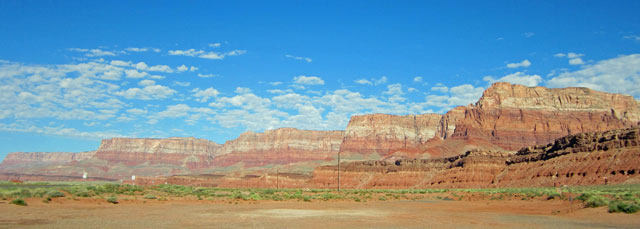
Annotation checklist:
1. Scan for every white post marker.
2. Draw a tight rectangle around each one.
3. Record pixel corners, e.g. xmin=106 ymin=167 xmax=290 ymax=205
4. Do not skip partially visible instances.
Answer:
xmin=132 ymin=175 xmax=136 ymax=186
xmin=82 ymin=172 xmax=88 ymax=179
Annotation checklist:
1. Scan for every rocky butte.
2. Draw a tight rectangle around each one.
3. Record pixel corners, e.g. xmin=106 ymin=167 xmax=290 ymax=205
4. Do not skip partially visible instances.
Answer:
xmin=1 ymin=82 xmax=639 ymax=185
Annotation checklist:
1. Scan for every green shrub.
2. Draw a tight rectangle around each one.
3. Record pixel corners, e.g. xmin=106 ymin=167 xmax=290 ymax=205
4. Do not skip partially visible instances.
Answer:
xmin=378 ymin=196 xmax=387 ymax=201
xmin=11 ymin=198 xmax=27 ymax=206
xmin=144 ymin=195 xmax=157 ymax=199
xmin=585 ymin=195 xmax=609 ymax=208
xmin=47 ymin=190 xmax=65 ymax=198
xmin=107 ymin=196 xmax=118 ymax=204
xmin=608 ymin=201 xmax=640 ymax=214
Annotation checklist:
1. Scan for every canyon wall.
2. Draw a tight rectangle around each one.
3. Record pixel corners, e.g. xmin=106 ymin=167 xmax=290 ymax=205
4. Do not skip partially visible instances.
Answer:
xmin=310 ymin=127 xmax=640 ymax=189
xmin=444 ymin=83 xmax=640 ymax=151
xmin=2 ymin=83 xmax=640 ymax=183
xmin=212 ymin=128 xmax=344 ymax=167
xmin=95 ymin=137 xmax=220 ymax=169
xmin=338 ymin=114 xmax=442 ymax=159
xmin=0 ymin=151 xmax=95 ymax=169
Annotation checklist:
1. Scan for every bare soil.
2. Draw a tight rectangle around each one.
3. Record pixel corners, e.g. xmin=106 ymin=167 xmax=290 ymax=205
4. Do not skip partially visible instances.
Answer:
xmin=0 ymin=198 xmax=638 ymax=228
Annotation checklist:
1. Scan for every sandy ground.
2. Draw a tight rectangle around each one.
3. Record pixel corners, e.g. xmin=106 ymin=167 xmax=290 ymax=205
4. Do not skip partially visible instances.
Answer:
xmin=0 ymin=198 xmax=639 ymax=228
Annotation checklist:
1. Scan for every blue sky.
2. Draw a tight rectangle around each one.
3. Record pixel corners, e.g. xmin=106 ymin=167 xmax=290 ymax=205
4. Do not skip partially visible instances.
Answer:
xmin=1 ymin=1 xmax=640 ymax=159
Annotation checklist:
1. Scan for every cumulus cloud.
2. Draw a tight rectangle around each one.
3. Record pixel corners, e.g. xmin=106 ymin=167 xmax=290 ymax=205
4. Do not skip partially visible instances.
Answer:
xmin=197 ymin=73 xmax=217 ymax=78
xmin=285 ymin=54 xmax=312 ymax=63
xmin=293 ymin=75 xmax=324 ymax=85
xmin=192 ymin=88 xmax=220 ymax=102
xmin=413 ymin=76 xmax=423 ymax=82
xmin=209 ymin=43 xmax=221 ymax=48
xmin=483 ymin=72 xmax=542 ymax=87
xmin=506 ymin=59 xmax=531 ymax=68
xmin=69 ymin=48 xmax=117 ymax=57
xmin=169 ymin=48 xmax=246 ymax=60
xmin=555 ymin=52 xmax=586 ymax=65
xmin=547 ymin=54 xmax=640 ymax=97
xmin=115 ymin=85 xmax=176 ymax=100
xmin=425 ymin=84 xmax=485 ymax=112
xmin=355 ymin=79 xmax=373 ymax=85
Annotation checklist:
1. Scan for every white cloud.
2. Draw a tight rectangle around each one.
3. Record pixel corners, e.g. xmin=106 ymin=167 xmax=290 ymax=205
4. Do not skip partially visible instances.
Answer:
xmin=355 ymin=79 xmax=373 ymax=85
xmin=431 ymin=84 xmax=449 ymax=93
xmin=177 ymin=65 xmax=189 ymax=72
xmin=147 ymin=64 xmax=173 ymax=73
xmin=69 ymin=48 xmax=117 ymax=57
xmin=138 ymin=79 xmax=155 ymax=86
xmin=173 ymin=81 xmax=191 ymax=87
xmin=569 ymin=58 xmax=585 ymax=65
xmin=225 ymin=50 xmax=246 ymax=56
xmin=523 ymin=32 xmax=535 ymax=38
xmin=189 ymin=66 xmax=198 ymax=72
xmin=413 ymin=76 xmax=423 ymax=82
xmin=285 ymin=54 xmax=312 ymax=63
xmin=192 ymin=88 xmax=220 ymax=102
xmin=135 ymin=62 xmax=148 ymax=70
xmin=483 ymin=72 xmax=542 ymax=87
xmin=374 ymin=76 xmax=388 ymax=85
xmin=235 ymin=87 xmax=252 ymax=94
xmin=269 ymin=81 xmax=283 ymax=86
xmin=0 ymin=123 xmax=125 ymax=139
xmin=547 ymin=54 xmax=640 ymax=97
xmin=293 ymin=75 xmax=324 ymax=85
xmin=115 ymin=85 xmax=176 ymax=100
xmin=197 ymin=73 xmax=217 ymax=78
xmin=199 ymin=52 xmax=224 ymax=59
xmin=506 ymin=59 xmax=531 ymax=68
xmin=623 ymin=35 xmax=640 ymax=42
xmin=124 ymin=69 xmax=148 ymax=78
xmin=555 ymin=52 xmax=586 ymax=65
xmin=425 ymin=84 xmax=485 ymax=112
xmin=209 ymin=43 xmax=221 ymax=48
xmin=125 ymin=47 xmax=154 ymax=52
xmin=383 ymin=83 xmax=404 ymax=95
xmin=168 ymin=49 xmax=205 ymax=57
xmin=127 ymin=108 xmax=147 ymax=116
xmin=110 ymin=60 xmax=131 ymax=67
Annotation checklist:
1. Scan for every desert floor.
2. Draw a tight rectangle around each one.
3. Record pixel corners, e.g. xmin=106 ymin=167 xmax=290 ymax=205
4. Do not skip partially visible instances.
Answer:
xmin=0 ymin=198 xmax=639 ymax=229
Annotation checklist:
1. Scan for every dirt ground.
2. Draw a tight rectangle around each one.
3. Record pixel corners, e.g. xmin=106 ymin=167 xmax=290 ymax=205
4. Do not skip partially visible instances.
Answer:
xmin=0 ymin=198 xmax=639 ymax=228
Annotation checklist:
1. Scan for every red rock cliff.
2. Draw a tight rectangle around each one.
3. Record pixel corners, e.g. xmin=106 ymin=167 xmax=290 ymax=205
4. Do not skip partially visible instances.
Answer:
xmin=95 ymin=137 xmax=220 ymax=169
xmin=339 ymin=114 xmax=442 ymax=159
xmin=441 ymin=82 xmax=640 ymax=151
xmin=212 ymin=128 xmax=344 ymax=167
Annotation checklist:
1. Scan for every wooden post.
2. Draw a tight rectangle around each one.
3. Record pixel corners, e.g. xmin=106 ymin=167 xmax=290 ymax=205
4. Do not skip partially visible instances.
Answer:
xmin=338 ymin=150 xmax=341 ymax=192
xmin=276 ymin=169 xmax=279 ymax=190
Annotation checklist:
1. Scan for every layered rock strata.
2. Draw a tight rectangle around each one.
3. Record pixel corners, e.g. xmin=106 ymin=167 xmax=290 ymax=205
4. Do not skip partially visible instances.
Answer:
xmin=212 ymin=128 xmax=344 ymax=167
xmin=310 ymin=127 xmax=640 ymax=188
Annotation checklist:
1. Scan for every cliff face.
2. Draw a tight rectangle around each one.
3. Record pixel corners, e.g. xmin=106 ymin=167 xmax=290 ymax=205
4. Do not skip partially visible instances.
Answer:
xmin=212 ymin=128 xmax=344 ymax=167
xmin=339 ymin=114 xmax=442 ymax=159
xmin=0 ymin=151 xmax=96 ymax=169
xmin=445 ymin=83 xmax=640 ymax=151
xmin=95 ymin=137 xmax=220 ymax=169
xmin=310 ymin=127 xmax=640 ymax=189
xmin=2 ymin=83 xmax=640 ymax=183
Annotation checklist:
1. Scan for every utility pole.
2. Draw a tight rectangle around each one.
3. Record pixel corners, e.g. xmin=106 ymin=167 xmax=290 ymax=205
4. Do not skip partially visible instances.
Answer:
xmin=337 ymin=150 xmax=341 ymax=192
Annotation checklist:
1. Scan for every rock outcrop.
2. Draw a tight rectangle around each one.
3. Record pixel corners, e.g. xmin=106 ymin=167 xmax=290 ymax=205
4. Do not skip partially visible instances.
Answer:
xmin=95 ymin=137 xmax=220 ymax=169
xmin=212 ymin=128 xmax=344 ymax=167
xmin=0 ymin=151 xmax=95 ymax=168
xmin=2 ymin=83 xmax=639 ymax=184
xmin=339 ymin=114 xmax=442 ymax=159
xmin=310 ymin=127 xmax=640 ymax=188
xmin=443 ymin=83 xmax=640 ymax=151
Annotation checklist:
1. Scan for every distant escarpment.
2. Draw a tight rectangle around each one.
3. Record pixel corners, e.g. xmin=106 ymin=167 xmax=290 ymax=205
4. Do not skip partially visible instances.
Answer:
xmin=95 ymin=137 xmax=220 ymax=169
xmin=212 ymin=128 xmax=344 ymax=167
xmin=1 ymin=83 xmax=639 ymax=182
xmin=310 ymin=127 xmax=640 ymax=188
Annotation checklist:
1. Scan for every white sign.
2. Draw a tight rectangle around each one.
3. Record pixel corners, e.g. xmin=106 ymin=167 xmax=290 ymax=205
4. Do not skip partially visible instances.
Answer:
xmin=82 ymin=172 xmax=88 ymax=179
xmin=132 ymin=175 xmax=136 ymax=181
